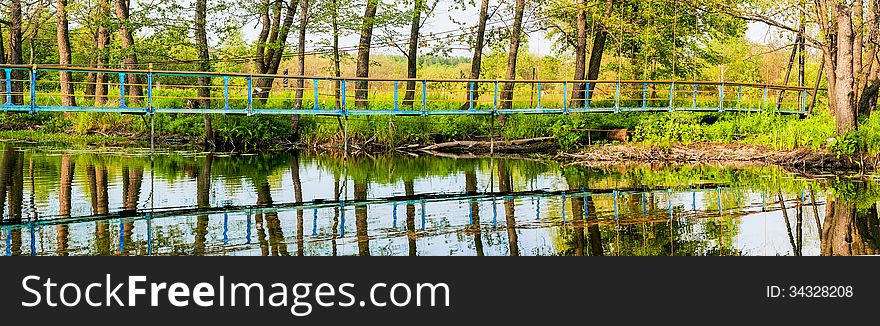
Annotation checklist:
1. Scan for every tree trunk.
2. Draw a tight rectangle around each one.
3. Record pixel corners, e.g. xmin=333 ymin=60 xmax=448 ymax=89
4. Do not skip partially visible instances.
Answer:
xmin=355 ymin=0 xmax=379 ymax=108
xmin=834 ymin=5 xmax=856 ymax=136
xmin=94 ymin=1 xmax=112 ymax=104
xmin=331 ymin=0 xmax=341 ymax=109
xmin=8 ymin=0 xmax=23 ymax=104
xmin=570 ymin=0 xmax=588 ymax=108
xmin=497 ymin=160 xmax=519 ymax=256
xmin=195 ymin=0 xmax=213 ymax=147
xmin=403 ymin=0 xmax=423 ymax=107
xmin=854 ymin=0 xmax=864 ymax=95
xmin=114 ymin=0 xmax=143 ymax=103
xmin=461 ymin=0 xmax=490 ymax=110
xmin=499 ymin=0 xmax=526 ymax=112
xmin=354 ymin=180 xmax=369 ymax=256
xmin=585 ymin=0 xmax=614 ymax=104
xmin=465 ymin=170 xmax=483 ymax=256
xmin=254 ymin=0 xmax=300 ymax=103
xmin=404 ymin=179 xmax=416 ymax=256
xmin=56 ymin=0 xmax=76 ymax=106
xmin=292 ymin=0 xmax=308 ymax=138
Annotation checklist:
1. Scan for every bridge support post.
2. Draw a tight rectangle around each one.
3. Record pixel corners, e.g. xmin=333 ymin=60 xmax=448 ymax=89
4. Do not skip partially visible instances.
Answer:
xmin=562 ymin=82 xmax=567 ymax=114
xmin=736 ymin=85 xmax=743 ymax=111
xmin=148 ymin=64 xmax=154 ymax=152
xmin=4 ymin=69 xmax=11 ymax=108
xmin=29 ymin=65 xmax=36 ymax=113
xmin=762 ymin=86 xmax=768 ymax=110
xmin=119 ymin=72 xmax=127 ymax=109
xmin=223 ymin=76 xmax=230 ymax=110
xmin=668 ymin=82 xmax=675 ymax=111
xmin=343 ymin=115 xmax=349 ymax=158
xmin=718 ymin=84 xmax=724 ymax=112
xmin=614 ymin=81 xmax=620 ymax=113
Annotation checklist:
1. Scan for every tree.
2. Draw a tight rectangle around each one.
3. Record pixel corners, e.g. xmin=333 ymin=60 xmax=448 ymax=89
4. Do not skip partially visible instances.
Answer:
xmin=8 ymin=0 xmax=24 ymax=104
xmin=114 ymin=0 xmax=143 ymax=103
xmin=570 ymin=0 xmax=587 ymax=108
xmin=254 ymin=0 xmax=300 ymax=102
xmin=402 ymin=0 xmax=426 ymax=107
xmin=461 ymin=0 xmax=491 ymax=109
xmin=584 ymin=0 xmax=613 ymax=103
xmin=717 ymin=0 xmax=880 ymax=136
xmin=355 ymin=0 xmax=379 ymax=108
xmin=499 ymin=0 xmax=526 ymax=111
xmin=56 ymin=0 xmax=75 ymax=106
xmin=194 ymin=0 xmax=214 ymax=146
xmin=292 ymin=0 xmax=309 ymax=136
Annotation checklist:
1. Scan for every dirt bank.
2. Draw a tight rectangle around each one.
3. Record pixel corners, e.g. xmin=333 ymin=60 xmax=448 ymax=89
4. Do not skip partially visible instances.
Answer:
xmin=555 ymin=142 xmax=876 ymax=173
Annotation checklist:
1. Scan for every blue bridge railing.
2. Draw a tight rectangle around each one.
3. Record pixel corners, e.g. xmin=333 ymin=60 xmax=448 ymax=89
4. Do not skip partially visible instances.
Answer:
xmin=0 ymin=65 xmax=813 ymax=116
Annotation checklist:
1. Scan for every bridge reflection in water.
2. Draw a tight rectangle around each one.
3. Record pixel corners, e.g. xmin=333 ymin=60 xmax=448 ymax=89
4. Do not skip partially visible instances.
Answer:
xmin=0 ymin=144 xmax=876 ymax=256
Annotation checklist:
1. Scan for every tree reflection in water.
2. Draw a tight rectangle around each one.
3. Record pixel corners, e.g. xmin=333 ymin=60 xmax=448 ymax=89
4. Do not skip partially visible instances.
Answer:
xmin=2 ymin=143 xmax=880 ymax=256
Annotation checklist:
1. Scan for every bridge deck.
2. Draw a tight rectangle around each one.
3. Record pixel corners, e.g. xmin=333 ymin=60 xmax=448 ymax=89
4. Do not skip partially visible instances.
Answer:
xmin=0 ymin=65 xmax=813 ymax=116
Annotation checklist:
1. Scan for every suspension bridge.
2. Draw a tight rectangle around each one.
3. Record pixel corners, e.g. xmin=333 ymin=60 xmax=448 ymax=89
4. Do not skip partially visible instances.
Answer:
xmin=0 ymin=65 xmax=814 ymax=117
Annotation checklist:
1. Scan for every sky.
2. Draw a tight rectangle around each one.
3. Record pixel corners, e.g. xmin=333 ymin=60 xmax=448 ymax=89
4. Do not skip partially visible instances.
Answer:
xmin=235 ymin=0 xmax=778 ymax=58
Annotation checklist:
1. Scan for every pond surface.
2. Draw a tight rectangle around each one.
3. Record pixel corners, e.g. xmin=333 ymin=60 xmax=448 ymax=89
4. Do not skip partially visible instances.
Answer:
xmin=0 ymin=142 xmax=877 ymax=256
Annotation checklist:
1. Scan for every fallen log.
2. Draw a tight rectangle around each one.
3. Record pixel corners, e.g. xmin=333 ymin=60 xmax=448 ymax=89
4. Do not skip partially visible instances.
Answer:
xmin=419 ymin=137 xmax=554 ymax=151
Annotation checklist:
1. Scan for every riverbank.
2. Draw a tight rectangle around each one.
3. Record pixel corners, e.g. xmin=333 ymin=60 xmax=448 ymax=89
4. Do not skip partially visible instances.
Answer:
xmin=1 ymin=110 xmax=878 ymax=172
xmin=2 ymin=126 xmax=873 ymax=174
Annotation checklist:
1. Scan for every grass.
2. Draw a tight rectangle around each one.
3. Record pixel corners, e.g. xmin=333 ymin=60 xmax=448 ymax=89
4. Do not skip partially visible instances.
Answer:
xmin=2 ymin=87 xmax=877 ymax=155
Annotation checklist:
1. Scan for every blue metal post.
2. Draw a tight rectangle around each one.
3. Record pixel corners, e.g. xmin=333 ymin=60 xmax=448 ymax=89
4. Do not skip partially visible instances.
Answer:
xmin=535 ymin=198 xmax=540 ymax=220
xmin=4 ymin=69 xmax=11 ymax=106
xmin=718 ymin=84 xmax=724 ymax=112
xmin=29 ymin=219 xmax=35 ymax=256
xmin=613 ymin=190 xmax=619 ymax=221
xmin=118 ymin=73 xmax=126 ymax=108
xmin=668 ymin=82 xmax=675 ymax=111
xmin=762 ymin=86 xmax=768 ymax=110
xmin=468 ymin=82 xmax=475 ymax=111
xmin=246 ymin=211 xmax=252 ymax=244
xmin=801 ymin=89 xmax=807 ymax=113
xmin=147 ymin=72 xmax=153 ymax=114
xmin=313 ymin=208 xmax=318 ymax=236
xmin=736 ymin=85 xmax=743 ymax=110
xmin=313 ymin=79 xmax=320 ymax=110
xmin=340 ymin=79 xmax=347 ymax=114
xmin=492 ymin=197 xmax=497 ymax=228
xmin=147 ymin=213 xmax=153 ymax=254
xmin=393 ymin=81 xmax=399 ymax=111
xmin=468 ymin=199 xmax=474 ymax=224
xmin=421 ymin=80 xmax=427 ymax=114
xmin=340 ymin=203 xmax=346 ymax=236
xmin=585 ymin=82 xmax=591 ymax=109
xmin=223 ymin=76 xmax=230 ymax=110
xmin=222 ymin=212 xmax=228 ymax=246
xmin=614 ymin=81 xmax=620 ymax=113
xmin=420 ymin=199 xmax=426 ymax=230
xmin=562 ymin=82 xmax=568 ymax=113
xmin=584 ymin=194 xmax=589 ymax=219
xmin=118 ymin=220 xmax=125 ymax=251
xmin=246 ymin=76 xmax=253 ymax=115
xmin=29 ymin=67 xmax=36 ymax=113
xmin=493 ymin=81 xmax=499 ymax=112
xmin=536 ymin=82 xmax=542 ymax=109
xmin=393 ymin=202 xmax=398 ymax=227
xmin=692 ymin=83 xmax=698 ymax=109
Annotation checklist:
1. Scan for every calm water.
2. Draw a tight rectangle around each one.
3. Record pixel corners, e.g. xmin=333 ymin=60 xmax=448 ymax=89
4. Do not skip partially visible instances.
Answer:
xmin=0 ymin=142 xmax=876 ymax=256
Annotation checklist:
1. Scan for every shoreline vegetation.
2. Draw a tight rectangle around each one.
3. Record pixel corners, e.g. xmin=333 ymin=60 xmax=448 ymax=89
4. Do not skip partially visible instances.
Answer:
xmin=2 ymin=110 xmax=876 ymax=173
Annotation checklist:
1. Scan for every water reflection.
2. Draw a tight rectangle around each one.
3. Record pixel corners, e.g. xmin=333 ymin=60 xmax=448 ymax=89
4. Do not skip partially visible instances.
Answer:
xmin=0 ymin=142 xmax=879 ymax=256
